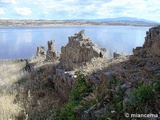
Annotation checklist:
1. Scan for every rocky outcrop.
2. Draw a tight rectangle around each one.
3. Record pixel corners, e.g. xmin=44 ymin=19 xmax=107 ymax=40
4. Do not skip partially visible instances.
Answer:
xmin=35 ymin=40 xmax=59 ymax=61
xmin=113 ymin=51 xmax=125 ymax=58
xmin=30 ymin=26 xmax=160 ymax=120
xmin=130 ymin=25 xmax=160 ymax=64
xmin=36 ymin=46 xmax=46 ymax=58
xmin=46 ymin=40 xmax=60 ymax=60
xmin=60 ymin=30 xmax=106 ymax=70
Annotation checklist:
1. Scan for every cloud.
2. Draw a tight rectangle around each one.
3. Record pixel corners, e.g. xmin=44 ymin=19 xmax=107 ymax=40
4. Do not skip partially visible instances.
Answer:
xmin=0 ymin=0 xmax=159 ymax=22
xmin=15 ymin=7 xmax=32 ymax=16
xmin=0 ymin=8 xmax=5 ymax=14
xmin=0 ymin=0 xmax=16 ymax=4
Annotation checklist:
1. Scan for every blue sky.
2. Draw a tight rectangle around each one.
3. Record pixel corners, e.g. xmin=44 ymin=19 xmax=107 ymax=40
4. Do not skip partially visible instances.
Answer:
xmin=0 ymin=0 xmax=159 ymax=22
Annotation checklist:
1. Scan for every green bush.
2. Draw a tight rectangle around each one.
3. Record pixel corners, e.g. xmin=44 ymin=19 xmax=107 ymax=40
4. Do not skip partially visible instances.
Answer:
xmin=54 ymin=72 xmax=92 ymax=120
xmin=106 ymin=79 xmax=160 ymax=119
xmin=132 ymin=83 xmax=156 ymax=107
xmin=126 ymin=80 xmax=160 ymax=114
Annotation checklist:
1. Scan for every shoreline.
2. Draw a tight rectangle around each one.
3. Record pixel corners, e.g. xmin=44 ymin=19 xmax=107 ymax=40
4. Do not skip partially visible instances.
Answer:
xmin=0 ymin=20 xmax=157 ymax=27
xmin=0 ymin=24 xmax=154 ymax=28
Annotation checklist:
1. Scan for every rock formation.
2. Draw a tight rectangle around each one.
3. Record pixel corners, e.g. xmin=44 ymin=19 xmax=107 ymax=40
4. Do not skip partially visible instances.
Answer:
xmin=60 ymin=30 xmax=106 ymax=70
xmin=130 ymin=25 xmax=160 ymax=64
xmin=30 ymin=26 xmax=160 ymax=119
xmin=46 ymin=40 xmax=59 ymax=60
xmin=113 ymin=51 xmax=124 ymax=58
xmin=48 ymin=40 xmax=55 ymax=51
xmin=36 ymin=46 xmax=46 ymax=58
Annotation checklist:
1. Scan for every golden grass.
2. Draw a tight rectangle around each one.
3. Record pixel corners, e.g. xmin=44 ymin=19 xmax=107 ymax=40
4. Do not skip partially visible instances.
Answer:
xmin=8 ymin=58 xmax=64 ymax=119
xmin=0 ymin=60 xmax=25 ymax=86
xmin=0 ymin=95 xmax=22 ymax=119
xmin=0 ymin=60 xmax=26 ymax=119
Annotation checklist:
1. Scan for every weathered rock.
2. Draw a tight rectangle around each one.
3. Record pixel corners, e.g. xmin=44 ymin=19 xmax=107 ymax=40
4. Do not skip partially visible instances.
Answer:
xmin=60 ymin=30 xmax=106 ymax=70
xmin=36 ymin=46 xmax=46 ymax=58
xmin=48 ymin=40 xmax=55 ymax=51
xmin=129 ymin=26 xmax=160 ymax=67
xmin=129 ymin=55 xmax=139 ymax=62
xmin=131 ymin=25 xmax=160 ymax=62
xmin=152 ymin=34 xmax=160 ymax=56
xmin=46 ymin=40 xmax=60 ymax=60
xmin=113 ymin=51 xmax=123 ymax=58
xmin=132 ymin=46 xmax=142 ymax=55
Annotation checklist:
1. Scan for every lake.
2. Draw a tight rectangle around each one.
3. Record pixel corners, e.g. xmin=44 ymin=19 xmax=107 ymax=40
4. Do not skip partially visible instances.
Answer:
xmin=0 ymin=26 xmax=150 ymax=59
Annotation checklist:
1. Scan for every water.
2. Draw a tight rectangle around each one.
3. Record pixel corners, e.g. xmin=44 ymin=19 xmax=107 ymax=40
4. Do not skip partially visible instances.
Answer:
xmin=0 ymin=26 xmax=150 ymax=59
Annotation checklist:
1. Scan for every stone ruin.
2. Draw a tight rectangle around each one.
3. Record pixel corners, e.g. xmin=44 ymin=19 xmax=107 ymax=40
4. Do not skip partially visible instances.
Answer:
xmin=130 ymin=25 xmax=160 ymax=64
xmin=36 ymin=46 xmax=46 ymax=58
xmin=60 ymin=30 xmax=106 ymax=70
xmin=46 ymin=40 xmax=60 ymax=60
xmin=36 ymin=40 xmax=59 ymax=60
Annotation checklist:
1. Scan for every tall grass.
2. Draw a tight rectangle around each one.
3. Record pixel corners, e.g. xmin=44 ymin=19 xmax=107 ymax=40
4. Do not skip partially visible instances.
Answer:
xmin=0 ymin=60 xmax=26 ymax=119
xmin=12 ymin=59 xmax=64 ymax=119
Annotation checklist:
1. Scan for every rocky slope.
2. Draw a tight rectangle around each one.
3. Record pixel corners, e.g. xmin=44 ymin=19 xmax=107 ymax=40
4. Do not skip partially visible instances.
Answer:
xmin=12 ymin=26 xmax=160 ymax=119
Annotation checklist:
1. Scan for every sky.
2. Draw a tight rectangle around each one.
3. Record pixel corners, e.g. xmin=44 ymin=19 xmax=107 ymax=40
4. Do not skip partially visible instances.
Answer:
xmin=0 ymin=0 xmax=160 ymax=22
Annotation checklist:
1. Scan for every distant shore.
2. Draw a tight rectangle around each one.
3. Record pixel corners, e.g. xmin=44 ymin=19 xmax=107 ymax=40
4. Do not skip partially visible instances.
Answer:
xmin=0 ymin=19 xmax=157 ymax=27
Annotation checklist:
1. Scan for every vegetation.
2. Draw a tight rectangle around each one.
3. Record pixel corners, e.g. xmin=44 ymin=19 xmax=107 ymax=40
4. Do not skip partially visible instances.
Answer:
xmin=0 ymin=59 xmax=160 ymax=120
xmin=50 ymin=75 xmax=160 ymax=120
xmin=126 ymin=80 xmax=160 ymax=114
xmin=0 ymin=60 xmax=63 ymax=119
xmin=0 ymin=60 xmax=25 ymax=119
xmin=105 ymin=79 xmax=160 ymax=119
xmin=52 ymin=72 xmax=93 ymax=120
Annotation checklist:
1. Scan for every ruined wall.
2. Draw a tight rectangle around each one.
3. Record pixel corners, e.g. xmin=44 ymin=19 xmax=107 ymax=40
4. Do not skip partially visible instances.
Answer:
xmin=60 ymin=30 xmax=106 ymax=70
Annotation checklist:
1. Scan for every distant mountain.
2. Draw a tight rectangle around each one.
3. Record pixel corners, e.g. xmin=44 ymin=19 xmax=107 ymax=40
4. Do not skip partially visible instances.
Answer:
xmin=91 ymin=17 xmax=159 ymax=25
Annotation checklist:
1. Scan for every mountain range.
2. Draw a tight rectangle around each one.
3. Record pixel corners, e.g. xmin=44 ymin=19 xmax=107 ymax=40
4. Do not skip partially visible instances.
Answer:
xmin=90 ymin=17 xmax=159 ymax=25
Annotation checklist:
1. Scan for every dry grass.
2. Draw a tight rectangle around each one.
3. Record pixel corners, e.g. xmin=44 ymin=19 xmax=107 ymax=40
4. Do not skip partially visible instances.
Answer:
xmin=0 ymin=59 xmax=64 ymax=119
xmin=0 ymin=95 xmax=22 ymax=119
xmin=0 ymin=60 xmax=25 ymax=86
xmin=10 ymin=58 xmax=64 ymax=119
xmin=0 ymin=60 xmax=27 ymax=119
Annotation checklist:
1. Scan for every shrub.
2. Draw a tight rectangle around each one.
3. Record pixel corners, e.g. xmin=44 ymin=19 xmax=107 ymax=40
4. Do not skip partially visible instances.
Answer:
xmin=56 ymin=72 xmax=92 ymax=120
xmin=126 ymin=80 xmax=160 ymax=114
